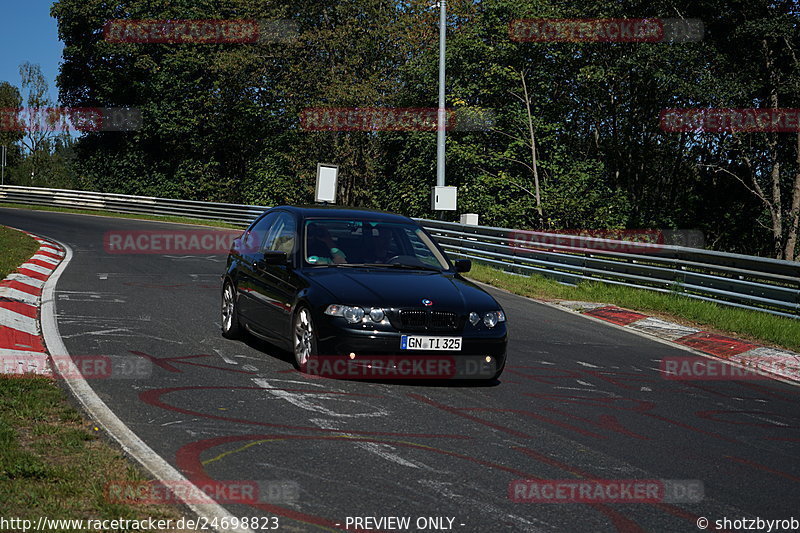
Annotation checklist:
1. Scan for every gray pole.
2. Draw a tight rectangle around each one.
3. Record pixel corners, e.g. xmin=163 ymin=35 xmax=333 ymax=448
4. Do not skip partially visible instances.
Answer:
xmin=436 ymin=0 xmax=446 ymax=187
xmin=1 ymin=146 xmax=5 ymax=186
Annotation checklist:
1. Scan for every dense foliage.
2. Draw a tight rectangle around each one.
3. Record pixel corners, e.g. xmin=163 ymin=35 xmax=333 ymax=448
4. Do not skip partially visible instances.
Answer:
xmin=2 ymin=0 xmax=799 ymax=259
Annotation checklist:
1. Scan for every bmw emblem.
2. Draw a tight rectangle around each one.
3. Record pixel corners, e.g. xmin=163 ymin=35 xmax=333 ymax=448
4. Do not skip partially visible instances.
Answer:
xmin=421 ymin=299 xmax=433 ymax=306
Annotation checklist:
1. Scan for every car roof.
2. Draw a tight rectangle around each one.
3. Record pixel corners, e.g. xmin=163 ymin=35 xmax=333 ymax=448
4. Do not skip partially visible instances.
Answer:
xmin=270 ymin=205 xmax=415 ymax=224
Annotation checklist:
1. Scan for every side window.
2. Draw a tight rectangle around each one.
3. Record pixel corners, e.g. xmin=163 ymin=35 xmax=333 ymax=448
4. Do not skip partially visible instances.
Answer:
xmin=264 ymin=213 xmax=297 ymax=254
xmin=243 ymin=212 xmax=277 ymax=254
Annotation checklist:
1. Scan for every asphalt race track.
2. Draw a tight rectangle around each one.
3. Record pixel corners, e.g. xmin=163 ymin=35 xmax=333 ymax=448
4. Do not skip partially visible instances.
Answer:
xmin=2 ymin=207 xmax=800 ymax=533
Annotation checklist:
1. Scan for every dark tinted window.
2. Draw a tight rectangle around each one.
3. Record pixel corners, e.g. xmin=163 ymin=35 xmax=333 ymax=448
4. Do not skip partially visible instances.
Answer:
xmin=243 ymin=211 xmax=277 ymax=253
xmin=264 ymin=212 xmax=297 ymax=254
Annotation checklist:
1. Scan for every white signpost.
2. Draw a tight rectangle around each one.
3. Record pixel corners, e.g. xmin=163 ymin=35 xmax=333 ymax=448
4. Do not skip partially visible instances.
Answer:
xmin=315 ymin=163 xmax=339 ymax=204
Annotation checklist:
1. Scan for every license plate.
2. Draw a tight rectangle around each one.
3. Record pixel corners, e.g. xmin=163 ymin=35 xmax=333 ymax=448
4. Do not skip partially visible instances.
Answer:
xmin=401 ymin=335 xmax=462 ymax=351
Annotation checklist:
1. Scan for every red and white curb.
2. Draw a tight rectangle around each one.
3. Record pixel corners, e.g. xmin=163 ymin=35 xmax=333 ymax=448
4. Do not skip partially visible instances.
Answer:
xmin=557 ymin=300 xmax=800 ymax=383
xmin=0 ymin=228 xmax=65 ymax=377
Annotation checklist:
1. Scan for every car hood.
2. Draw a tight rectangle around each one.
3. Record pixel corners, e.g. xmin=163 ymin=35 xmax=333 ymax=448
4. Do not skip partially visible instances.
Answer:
xmin=305 ymin=268 xmax=499 ymax=311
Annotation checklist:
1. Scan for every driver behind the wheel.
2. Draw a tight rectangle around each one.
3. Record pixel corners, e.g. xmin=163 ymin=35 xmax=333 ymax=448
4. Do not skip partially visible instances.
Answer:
xmin=371 ymin=227 xmax=395 ymax=263
xmin=306 ymin=223 xmax=347 ymax=264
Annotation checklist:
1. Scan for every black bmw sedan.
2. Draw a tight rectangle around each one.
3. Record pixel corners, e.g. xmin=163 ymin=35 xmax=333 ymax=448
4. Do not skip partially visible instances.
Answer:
xmin=221 ymin=206 xmax=507 ymax=381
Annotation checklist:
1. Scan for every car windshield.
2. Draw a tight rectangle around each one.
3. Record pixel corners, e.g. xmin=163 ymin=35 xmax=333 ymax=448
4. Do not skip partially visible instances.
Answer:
xmin=304 ymin=219 xmax=449 ymax=270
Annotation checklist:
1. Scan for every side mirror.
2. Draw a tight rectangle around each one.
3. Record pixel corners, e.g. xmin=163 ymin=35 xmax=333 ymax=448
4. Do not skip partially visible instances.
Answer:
xmin=454 ymin=259 xmax=472 ymax=273
xmin=255 ymin=251 xmax=288 ymax=269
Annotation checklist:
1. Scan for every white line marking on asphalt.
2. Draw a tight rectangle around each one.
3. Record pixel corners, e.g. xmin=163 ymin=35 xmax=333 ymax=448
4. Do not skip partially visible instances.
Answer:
xmin=57 ymin=291 xmax=126 ymax=303
xmin=356 ymin=441 xmax=423 ymax=468
xmin=553 ymin=386 xmax=617 ymax=396
xmin=310 ymin=419 xmax=431 ymax=470
xmin=61 ymin=328 xmax=130 ymax=338
xmin=213 ymin=349 xmax=239 ymax=365
xmin=576 ymin=361 xmax=600 ymax=368
xmin=741 ymin=413 xmax=789 ymax=427
xmin=267 ymin=378 xmax=327 ymax=388
xmin=252 ymin=378 xmax=388 ymax=418
xmin=232 ymin=354 xmax=262 ymax=361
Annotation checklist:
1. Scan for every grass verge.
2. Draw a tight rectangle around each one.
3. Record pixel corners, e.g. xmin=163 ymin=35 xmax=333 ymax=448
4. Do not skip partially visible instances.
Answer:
xmin=0 ymin=377 xmax=186 ymax=527
xmin=467 ymin=262 xmax=800 ymax=353
xmin=0 ymin=226 xmax=39 ymax=279
xmin=0 ymin=202 xmax=240 ymax=229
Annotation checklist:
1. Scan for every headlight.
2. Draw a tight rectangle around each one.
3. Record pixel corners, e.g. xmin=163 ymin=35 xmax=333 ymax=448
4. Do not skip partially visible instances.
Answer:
xmin=469 ymin=312 xmax=481 ymax=326
xmin=482 ymin=310 xmax=506 ymax=328
xmin=344 ymin=307 xmax=365 ymax=323
xmin=325 ymin=304 xmax=365 ymax=323
xmin=325 ymin=305 xmax=386 ymax=324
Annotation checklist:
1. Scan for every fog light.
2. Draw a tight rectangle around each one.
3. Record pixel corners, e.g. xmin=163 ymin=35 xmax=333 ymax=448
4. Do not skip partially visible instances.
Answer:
xmin=349 ymin=353 xmax=356 ymax=360
xmin=485 ymin=356 xmax=492 ymax=363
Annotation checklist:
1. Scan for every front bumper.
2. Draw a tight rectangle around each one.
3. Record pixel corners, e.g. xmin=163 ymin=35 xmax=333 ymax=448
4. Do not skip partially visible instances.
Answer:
xmin=312 ymin=322 xmax=507 ymax=380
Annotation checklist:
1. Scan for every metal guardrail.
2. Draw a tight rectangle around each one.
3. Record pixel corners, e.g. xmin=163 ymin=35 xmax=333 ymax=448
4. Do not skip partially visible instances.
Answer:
xmin=0 ymin=184 xmax=268 ymax=226
xmin=1 ymin=184 xmax=798 ymax=319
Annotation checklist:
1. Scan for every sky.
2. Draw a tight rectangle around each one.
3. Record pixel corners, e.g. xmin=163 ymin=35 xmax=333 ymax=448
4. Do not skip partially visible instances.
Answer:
xmin=0 ymin=1 xmax=64 ymax=104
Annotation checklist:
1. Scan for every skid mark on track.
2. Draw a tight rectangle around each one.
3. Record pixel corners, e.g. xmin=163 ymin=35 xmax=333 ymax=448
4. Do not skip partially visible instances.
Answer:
xmin=252 ymin=378 xmax=389 ymax=419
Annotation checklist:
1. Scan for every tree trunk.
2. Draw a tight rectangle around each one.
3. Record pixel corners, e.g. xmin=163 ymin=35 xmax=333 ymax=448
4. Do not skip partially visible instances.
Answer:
xmin=764 ymin=38 xmax=784 ymax=258
xmin=520 ymin=70 xmax=543 ymax=227
xmin=784 ymin=130 xmax=800 ymax=261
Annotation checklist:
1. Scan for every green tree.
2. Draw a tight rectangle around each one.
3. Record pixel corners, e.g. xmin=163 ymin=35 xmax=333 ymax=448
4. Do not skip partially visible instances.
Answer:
xmin=0 ymin=81 xmax=24 ymax=183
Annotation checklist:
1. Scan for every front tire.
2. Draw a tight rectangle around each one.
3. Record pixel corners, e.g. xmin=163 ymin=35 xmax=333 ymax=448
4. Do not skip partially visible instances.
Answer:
xmin=293 ymin=306 xmax=317 ymax=371
xmin=221 ymin=281 xmax=243 ymax=339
